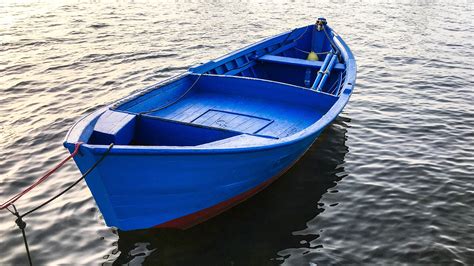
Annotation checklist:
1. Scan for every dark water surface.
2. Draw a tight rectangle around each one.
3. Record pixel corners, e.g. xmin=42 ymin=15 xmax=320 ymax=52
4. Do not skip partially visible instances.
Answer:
xmin=1 ymin=0 xmax=473 ymax=264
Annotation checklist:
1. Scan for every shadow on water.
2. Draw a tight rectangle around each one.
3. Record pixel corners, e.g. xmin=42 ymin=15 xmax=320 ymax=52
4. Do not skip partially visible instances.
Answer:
xmin=113 ymin=117 xmax=350 ymax=265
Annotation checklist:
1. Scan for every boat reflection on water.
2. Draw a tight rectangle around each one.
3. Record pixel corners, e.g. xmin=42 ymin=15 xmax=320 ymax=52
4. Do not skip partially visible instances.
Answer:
xmin=114 ymin=117 xmax=350 ymax=265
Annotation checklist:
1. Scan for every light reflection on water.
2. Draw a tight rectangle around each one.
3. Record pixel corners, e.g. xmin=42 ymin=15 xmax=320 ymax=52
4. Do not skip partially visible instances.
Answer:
xmin=1 ymin=0 xmax=473 ymax=264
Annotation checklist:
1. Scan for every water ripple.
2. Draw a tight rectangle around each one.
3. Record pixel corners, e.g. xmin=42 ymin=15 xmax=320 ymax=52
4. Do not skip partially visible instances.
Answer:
xmin=0 ymin=0 xmax=473 ymax=265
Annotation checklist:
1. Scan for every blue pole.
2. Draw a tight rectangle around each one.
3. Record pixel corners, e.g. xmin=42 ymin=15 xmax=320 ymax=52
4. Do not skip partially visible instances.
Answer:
xmin=311 ymin=53 xmax=333 ymax=90
xmin=316 ymin=55 xmax=338 ymax=92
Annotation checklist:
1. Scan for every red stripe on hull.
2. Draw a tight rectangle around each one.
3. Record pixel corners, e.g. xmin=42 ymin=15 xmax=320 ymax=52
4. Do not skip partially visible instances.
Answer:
xmin=154 ymin=171 xmax=286 ymax=229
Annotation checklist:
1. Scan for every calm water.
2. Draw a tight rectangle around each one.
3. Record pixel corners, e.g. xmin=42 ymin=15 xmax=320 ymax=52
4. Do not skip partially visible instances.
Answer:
xmin=1 ymin=0 xmax=473 ymax=264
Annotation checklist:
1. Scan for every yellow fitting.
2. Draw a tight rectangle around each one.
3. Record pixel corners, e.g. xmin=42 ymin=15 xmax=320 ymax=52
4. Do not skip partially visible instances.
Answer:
xmin=306 ymin=51 xmax=319 ymax=61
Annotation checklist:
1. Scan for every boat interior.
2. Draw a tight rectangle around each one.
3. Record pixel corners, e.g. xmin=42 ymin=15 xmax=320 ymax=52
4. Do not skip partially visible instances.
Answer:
xmin=86 ymin=24 xmax=348 ymax=147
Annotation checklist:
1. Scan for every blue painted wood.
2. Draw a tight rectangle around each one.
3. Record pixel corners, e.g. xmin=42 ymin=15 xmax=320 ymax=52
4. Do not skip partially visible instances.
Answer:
xmin=224 ymin=61 xmax=257 ymax=76
xmin=258 ymin=54 xmax=345 ymax=70
xmin=64 ymin=21 xmax=357 ymax=231
xmin=89 ymin=110 xmax=136 ymax=145
xmin=135 ymin=116 xmax=241 ymax=146
xmin=191 ymin=109 xmax=273 ymax=134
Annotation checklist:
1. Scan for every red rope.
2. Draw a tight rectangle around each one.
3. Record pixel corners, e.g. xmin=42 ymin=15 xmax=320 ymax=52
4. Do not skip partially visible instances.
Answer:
xmin=0 ymin=142 xmax=83 ymax=210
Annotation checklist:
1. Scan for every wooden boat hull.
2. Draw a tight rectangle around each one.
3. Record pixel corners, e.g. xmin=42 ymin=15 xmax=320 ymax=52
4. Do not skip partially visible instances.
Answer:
xmin=70 ymin=125 xmax=319 ymax=230
xmin=65 ymin=19 xmax=356 ymax=231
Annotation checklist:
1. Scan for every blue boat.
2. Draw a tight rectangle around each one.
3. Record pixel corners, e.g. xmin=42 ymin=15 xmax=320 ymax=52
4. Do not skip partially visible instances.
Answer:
xmin=64 ymin=18 xmax=356 ymax=231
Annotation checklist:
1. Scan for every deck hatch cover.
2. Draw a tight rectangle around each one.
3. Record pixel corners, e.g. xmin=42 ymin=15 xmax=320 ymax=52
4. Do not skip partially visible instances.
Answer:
xmin=191 ymin=109 xmax=273 ymax=134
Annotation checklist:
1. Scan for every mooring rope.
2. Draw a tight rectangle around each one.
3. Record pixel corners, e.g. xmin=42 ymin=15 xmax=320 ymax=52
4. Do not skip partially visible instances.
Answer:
xmin=1 ymin=143 xmax=114 ymax=265
xmin=293 ymin=47 xmax=331 ymax=55
xmin=322 ymin=25 xmax=340 ymax=56
xmin=10 ymin=204 xmax=32 ymax=266
xmin=0 ymin=142 xmax=83 ymax=210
